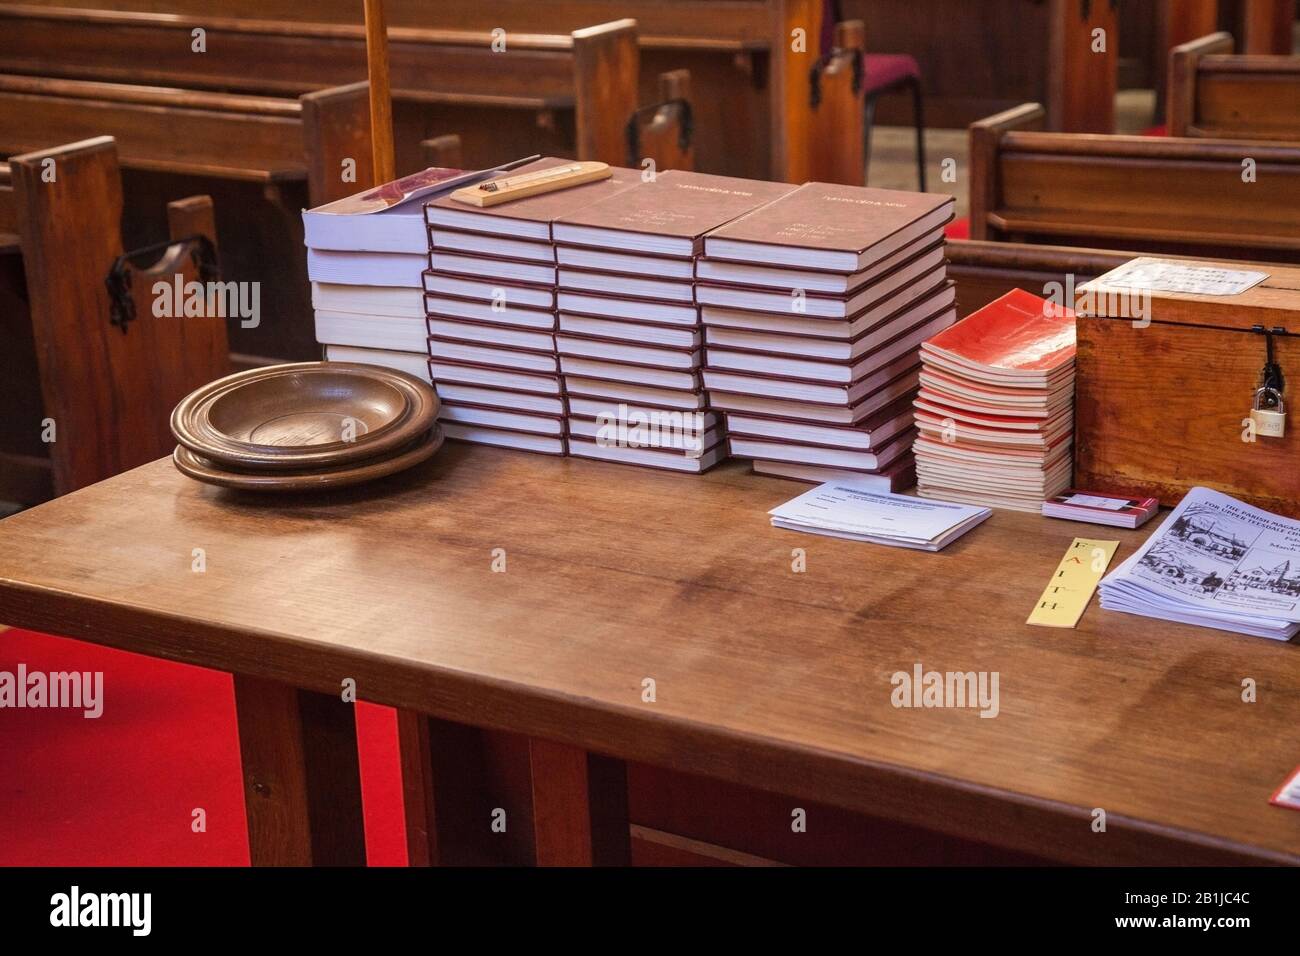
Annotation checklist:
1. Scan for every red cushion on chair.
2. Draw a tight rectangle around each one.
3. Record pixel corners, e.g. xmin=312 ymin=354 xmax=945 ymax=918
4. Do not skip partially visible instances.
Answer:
xmin=862 ymin=54 xmax=921 ymax=95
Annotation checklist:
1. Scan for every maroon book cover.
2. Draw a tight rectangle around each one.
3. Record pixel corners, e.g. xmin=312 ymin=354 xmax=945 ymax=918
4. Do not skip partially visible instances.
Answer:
xmin=552 ymin=170 xmax=798 ymax=255
xmin=707 ymin=182 xmax=953 ymax=253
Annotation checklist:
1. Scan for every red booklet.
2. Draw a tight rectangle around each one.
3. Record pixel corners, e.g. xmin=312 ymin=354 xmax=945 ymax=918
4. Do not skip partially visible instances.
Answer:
xmin=1041 ymin=489 xmax=1160 ymax=528
xmin=921 ymin=288 xmax=1076 ymax=381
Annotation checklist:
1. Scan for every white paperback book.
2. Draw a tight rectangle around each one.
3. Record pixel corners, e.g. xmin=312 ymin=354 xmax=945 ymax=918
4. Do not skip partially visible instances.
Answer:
xmin=307 ymin=249 xmax=426 ymax=287
xmin=315 ymin=311 xmax=427 ymax=352
xmin=323 ymin=345 xmax=430 ymax=381
xmin=769 ymin=480 xmax=991 ymax=551
xmin=1098 ymin=486 xmax=1300 ymax=639
xmin=313 ymin=282 xmax=425 ymax=318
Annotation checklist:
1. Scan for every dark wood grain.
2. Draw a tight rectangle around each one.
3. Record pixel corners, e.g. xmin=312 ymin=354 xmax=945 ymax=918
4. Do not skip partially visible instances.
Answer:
xmin=529 ymin=739 xmax=630 ymax=866
xmin=8 ymin=136 xmax=227 ymax=496
xmin=0 ymin=446 xmax=1296 ymax=864
xmin=233 ymin=676 xmax=366 ymax=865
xmin=399 ymin=714 xmax=536 ymax=865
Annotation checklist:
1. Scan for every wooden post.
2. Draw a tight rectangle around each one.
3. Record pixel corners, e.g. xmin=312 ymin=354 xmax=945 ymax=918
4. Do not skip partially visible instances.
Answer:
xmin=363 ymin=0 xmax=396 ymax=184
xmin=233 ymin=676 xmax=366 ymax=866
xmin=1047 ymin=0 xmax=1118 ymax=132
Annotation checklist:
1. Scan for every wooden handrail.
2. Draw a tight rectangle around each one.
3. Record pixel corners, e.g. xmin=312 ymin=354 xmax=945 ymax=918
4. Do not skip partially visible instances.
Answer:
xmin=1000 ymin=130 xmax=1300 ymax=162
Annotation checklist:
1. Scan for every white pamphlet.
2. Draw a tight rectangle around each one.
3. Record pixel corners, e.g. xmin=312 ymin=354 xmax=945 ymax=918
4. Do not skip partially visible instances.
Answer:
xmin=1099 ymin=486 xmax=1300 ymax=640
xmin=768 ymin=481 xmax=991 ymax=551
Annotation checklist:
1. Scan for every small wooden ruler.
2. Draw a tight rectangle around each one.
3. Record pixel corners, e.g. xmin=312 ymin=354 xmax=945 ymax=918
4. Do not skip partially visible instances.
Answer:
xmin=1027 ymin=537 xmax=1120 ymax=628
xmin=450 ymin=161 xmax=610 ymax=207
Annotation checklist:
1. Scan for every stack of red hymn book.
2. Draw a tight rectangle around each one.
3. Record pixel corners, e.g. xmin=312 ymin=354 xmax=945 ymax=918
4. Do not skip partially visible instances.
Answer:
xmin=913 ymin=289 xmax=1076 ymax=512
xmin=423 ymin=159 xmax=639 ymax=455
xmin=550 ymin=172 xmax=797 ymax=472
xmin=697 ymin=184 xmax=956 ymax=489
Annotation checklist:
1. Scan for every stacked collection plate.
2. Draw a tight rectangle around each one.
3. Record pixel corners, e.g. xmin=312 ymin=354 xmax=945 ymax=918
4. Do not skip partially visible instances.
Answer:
xmin=170 ymin=362 xmax=442 ymax=491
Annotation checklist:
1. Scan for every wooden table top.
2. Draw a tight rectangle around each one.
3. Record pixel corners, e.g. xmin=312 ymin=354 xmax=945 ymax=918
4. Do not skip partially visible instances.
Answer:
xmin=0 ymin=445 xmax=1296 ymax=864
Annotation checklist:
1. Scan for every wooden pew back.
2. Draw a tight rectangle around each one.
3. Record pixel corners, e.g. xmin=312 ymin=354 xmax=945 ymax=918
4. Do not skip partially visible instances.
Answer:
xmin=2 ymin=136 xmax=228 ymax=501
xmin=946 ymin=239 xmax=1138 ymax=317
xmin=0 ymin=73 xmax=371 ymax=207
xmin=0 ymin=7 xmax=643 ymax=169
xmin=969 ymin=102 xmax=1300 ymax=262
xmin=1 ymin=0 xmax=853 ymax=182
xmin=0 ymin=74 xmax=372 ymax=361
xmin=1169 ymin=31 xmax=1300 ymax=140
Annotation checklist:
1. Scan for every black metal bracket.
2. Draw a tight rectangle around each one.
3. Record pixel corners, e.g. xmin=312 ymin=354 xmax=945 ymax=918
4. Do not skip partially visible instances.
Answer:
xmin=106 ymin=234 xmax=219 ymax=334
xmin=1252 ymin=324 xmax=1287 ymax=407
xmin=625 ymin=98 xmax=695 ymax=166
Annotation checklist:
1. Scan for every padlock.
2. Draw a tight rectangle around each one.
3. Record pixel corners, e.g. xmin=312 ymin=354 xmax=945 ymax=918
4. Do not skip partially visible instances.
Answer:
xmin=1250 ymin=387 xmax=1287 ymax=438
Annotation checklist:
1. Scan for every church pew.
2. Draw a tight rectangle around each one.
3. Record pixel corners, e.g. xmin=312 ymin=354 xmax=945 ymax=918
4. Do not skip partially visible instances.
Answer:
xmin=968 ymin=102 xmax=1300 ymax=263
xmin=1168 ymin=32 xmax=1300 ymax=140
xmin=0 ymin=7 xmax=656 ymax=171
xmin=946 ymin=239 xmax=1139 ymax=317
xmin=0 ymin=74 xmax=371 ymax=361
xmin=1 ymin=0 xmax=857 ymax=183
xmin=0 ymin=136 xmax=228 ymax=503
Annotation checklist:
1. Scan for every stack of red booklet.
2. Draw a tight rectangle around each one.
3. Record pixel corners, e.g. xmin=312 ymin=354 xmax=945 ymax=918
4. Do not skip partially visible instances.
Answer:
xmin=913 ymin=288 xmax=1076 ymax=511
xmin=697 ymin=183 xmax=956 ymax=489
xmin=422 ymin=158 xmax=638 ymax=455
xmin=549 ymin=171 xmax=796 ymax=472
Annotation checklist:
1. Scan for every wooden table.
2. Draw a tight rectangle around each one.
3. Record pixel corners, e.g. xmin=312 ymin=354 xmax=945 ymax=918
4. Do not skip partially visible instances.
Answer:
xmin=0 ymin=445 xmax=1296 ymax=865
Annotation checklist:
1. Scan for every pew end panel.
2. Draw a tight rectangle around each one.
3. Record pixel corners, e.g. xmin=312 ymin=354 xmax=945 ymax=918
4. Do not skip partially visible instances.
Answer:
xmin=8 ymin=136 xmax=228 ymax=496
xmin=1170 ymin=32 xmax=1300 ymax=141
xmin=627 ymin=69 xmax=696 ymax=173
xmin=804 ymin=19 xmax=867 ymax=186
xmin=420 ymin=134 xmax=464 ymax=170
xmin=301 ymin=81 xmax=374 ymax=206
xmin=968 ymin=102 xmax=1046 ymax=242
xmin=1168 ymin=31 xmax=1235 ymax=136
xmin=571 ymin=18 xmax=640 ymax=165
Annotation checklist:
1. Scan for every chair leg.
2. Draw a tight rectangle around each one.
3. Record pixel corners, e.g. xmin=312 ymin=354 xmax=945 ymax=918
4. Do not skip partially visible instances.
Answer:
xmin=863 ymin=92 xmax=878 ymax=185
xmin=908 ymin=75 xmax=927 ymax=192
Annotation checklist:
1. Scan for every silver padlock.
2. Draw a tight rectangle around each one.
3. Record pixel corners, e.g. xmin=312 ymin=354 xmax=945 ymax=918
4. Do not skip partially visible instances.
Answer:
xmin=1250 ymin=387 xmax=1287 ymax=438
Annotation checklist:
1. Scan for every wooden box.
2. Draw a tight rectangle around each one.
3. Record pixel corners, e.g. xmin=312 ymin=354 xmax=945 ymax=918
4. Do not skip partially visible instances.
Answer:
xmin=1075 ymin=258 xmax=1300 ymax=517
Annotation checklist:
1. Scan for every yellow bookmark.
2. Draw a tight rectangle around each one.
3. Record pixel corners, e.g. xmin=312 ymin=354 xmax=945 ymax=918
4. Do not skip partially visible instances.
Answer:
xmin=1027 ymin=537 xmax=1120 ymax=628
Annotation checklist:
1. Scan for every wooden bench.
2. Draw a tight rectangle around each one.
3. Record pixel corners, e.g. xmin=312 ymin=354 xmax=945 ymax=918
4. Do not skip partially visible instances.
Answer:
xmin=0 ymin=6 xmax=694 ymax=174
xmin=1169 ymin=31 xmax=1300 ymax=139
xmin=2 ymin=0 xmax=863 ymax=183
xmin=968 ymin=102 xmax=1300 ymax=262
xmin=0 ymin=73 xmax=371 ymax=362
xmin=0 ymin=136 xmax=227 ymax=504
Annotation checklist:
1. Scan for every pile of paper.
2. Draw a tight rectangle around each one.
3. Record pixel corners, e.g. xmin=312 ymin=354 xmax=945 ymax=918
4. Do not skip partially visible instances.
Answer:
xmin=768 ymin=479 xmax=990 ymax=551
xmin=1100 ymin=486 xmax=1300 ymax=640
xmin=914 ymin=289 xmax=1076 ymax=512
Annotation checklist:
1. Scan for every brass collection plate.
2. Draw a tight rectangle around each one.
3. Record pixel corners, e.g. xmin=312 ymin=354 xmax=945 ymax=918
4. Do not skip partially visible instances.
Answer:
xmin=171 ymin=362 xmax=438 ymax=471
xmin=173 ymin=427 xmax=444 ymax=492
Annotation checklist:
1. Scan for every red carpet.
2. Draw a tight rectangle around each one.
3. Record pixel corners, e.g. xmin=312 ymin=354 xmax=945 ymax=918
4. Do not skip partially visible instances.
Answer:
xmin=0 ymin=627 xmax=407 ymax=866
